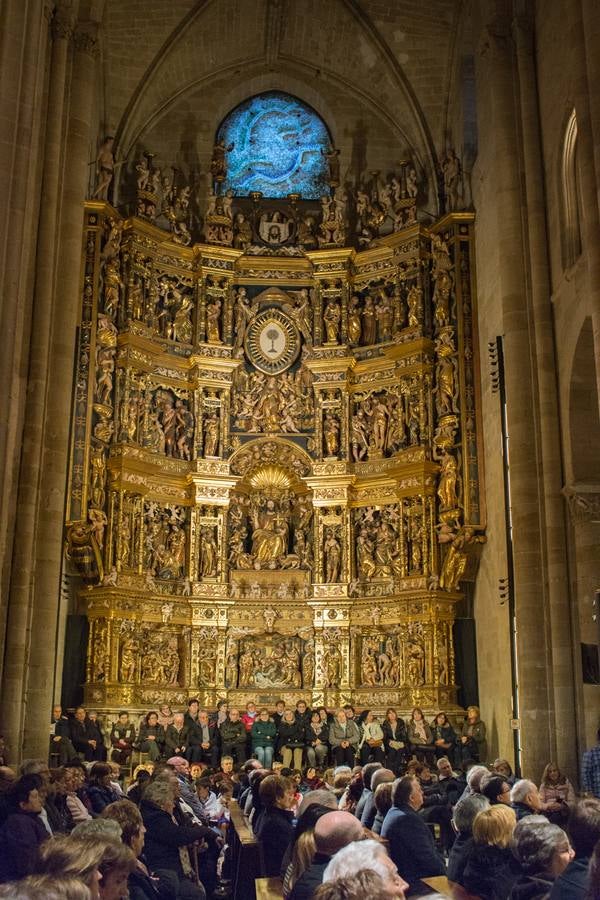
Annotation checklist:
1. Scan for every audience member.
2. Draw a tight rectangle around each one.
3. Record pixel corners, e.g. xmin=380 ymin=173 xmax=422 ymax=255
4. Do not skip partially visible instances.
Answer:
xmin=251 ymin=708 xmax=277 ymax=769
xmin=50 ymin=706 xmax=77 ymax=766
xmin=493 ymin=759 xmax=517 ymax=786
xmin=313 ymin=869 xmax=390 ymax=900
xmin=355 ymin=762 xmax=383 ymax=821
xmin=109 ymin=711 xmax=136 ymax=766
xmin=0 ymin=874 xmax=93 ymax=899
xmin=483 ymin=775 xmax=513 ymax=806
xmin=407 ymin=708 xmax=435 ymax=764
xmin=361 ymin=768 xmax=395 ymax=829
xmin=34 ymin=833 xmax=106 ymax=896
xmin=329 ymin=710 xmax=360 ymax=768
xmin=581 ymin=728 xmax=600 ymax=800
xmin=373 ymin=781 xmax=394 ymax=835
xmin=288 ymin=809 xmax=364 ymax=900
xmin=0 ymin=775 xmax=49 ymax=881
xmin=137 ymin=713 xmax=165 ymax=763
xmin=219 ymin=709 xmax=247 ymax=765
xmin=511 ymin=819 xmax=574 ymax=900
xmin=381 ymin=775 xmax=445 ymax=890
xmin=550 ymin=798 xmax=600 ymax=900
xmin=322 ymin=839 xmax=408 ymax=897
xmin=70 ymin=708 xmax=102 ymax=763
xmin=462 ymin=804 xmax=520 ymax=900
xmin=459 ymin=706 xmax=488 ymax=764
xmin=87 ymin=763 xmax=119 ymax=815
xmin=382 ymin=709 xmax=408 ymax=774
xmin=447 ymin=793 xmax=491 ymax=884
xmin=305 ymin=711 xmax=329 ymax=769
xmin=358 ymin=712 xmax=385 ymax=766
xmin=164 ymin=712 xmax=189 ymax=759
xmin=539 ymin=764 xmax=575 ymax=825
xmin=282 ymin=802 xmax=334 ymax=898
xmin=254 ymin=774 xmax=296 ymax=877
xmin=436 ymin=756 xmax=463 ymax=805
xmin=187 ymin=709 xmax=218 ymax=767
xmin=512 ymin=780 xmax=544 ymax=820
xmin=278 ymin=709 xmax=306 ymax=771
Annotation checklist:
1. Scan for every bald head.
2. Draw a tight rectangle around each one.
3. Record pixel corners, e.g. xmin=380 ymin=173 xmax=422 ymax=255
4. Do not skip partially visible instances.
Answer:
xmin=314 ymin=810 xmax=364 ymax=857
xmin=370 ymin=768 xmax=395 ymax=792
xmin=297 ymin=789 xmax=339 ymax=817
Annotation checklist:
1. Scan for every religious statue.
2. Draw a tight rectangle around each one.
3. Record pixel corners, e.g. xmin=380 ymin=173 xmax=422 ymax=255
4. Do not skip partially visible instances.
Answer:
xmin=303 ymin=641 xmax=315 ymax=688
xmin=88 ymin=507 xmax=107 ymax=550
xmin=323 ymin=412 xmax=340 ymax=457
xmin=172 ymin=291 xmax=194 ymax=344
xmin=437 ymin=451 xmax=459 ymax=511
xmin=362 ymin=650 xmax=378 ymax=686
xmin=232 ymin=288 xmax=255 ymax=351
xmin=323 ymin=297 xmax=341 ymax=343
xmin=250 ymin=498 xmax=289 ymax=566
xmin=210 ymin=138 xmax=234 ymax=182
xmin=297 ymin=215 xmax=317 ymax=249
xmin=348 ymin=295 xmax=362 ymax=345
xmin=442 ymin=149 xmax=462 ymax=212
xmin=203 ymin=413 xmax=220 ymax=457
xmin=175 ymin=400 xmax=194 ymax=461
xmin=324 ymin=528 xmax=341 ymax=583
xmin=225 ymin=643 xmax=238 ymax=687
xmin=321 ymin=144 xmax=341 ymax=186
xmin=103 ymin=257 xmax=123 ymax=320
xmin=325 ymin=645 xmax=341 ymax=687
xmin=435 ymin=349 xmax=456 ymax=416
xmin=439 ymin=526 xmax=485 ymax=591
xmin=376 ymin=291 xmax=394 ymax=342
xmin=162 ymin=398 xmax=178 ymax=457
xmin=95 ymin=347 xmax=115 ymax=406
xmin=233 ymin=212 xmax=253 ymax=250
xmin=407 ymin=284 xmax=423 ymax=328
xmin=206 ymin=298 xmax=222 ymax=343
xmin=290 ymin=289 xmax=313 ymax=349
xmin=90 ymin=445 xmax=107 ymax=509
xmin=362 ymin=295 xmax=377 ymax=344
xmin=351 ymin=409 xmax=369 ymax=462
xmin=120 ymin=636 xmax=138 ymax=682
xmin=92 ymin=136 xmax=115 ymax=201
xmin=370 ymin=398 xmax=389 ymax=454
xmin=198 ymin=526 xmax=218 ymax=577
xmin=356 ymin=526 xmax=376 ymax=578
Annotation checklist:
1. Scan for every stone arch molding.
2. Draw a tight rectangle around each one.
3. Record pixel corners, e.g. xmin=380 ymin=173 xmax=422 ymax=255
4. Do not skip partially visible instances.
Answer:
xmin=113 ymin=0 xmax=439 ymax=209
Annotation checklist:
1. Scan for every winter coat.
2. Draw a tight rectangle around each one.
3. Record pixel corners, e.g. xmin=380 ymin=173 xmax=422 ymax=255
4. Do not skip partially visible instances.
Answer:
xmin=251 ymin=719 xmax=277 ymax=750
xmin=328 ymin=719 xmax=360 ymax=749
xmin=219 ymin=719 xmax=246 ymax=746
xmin=462 ymin=843 xmax=522 ymax=900
xmin=277 ymin=719 xmax=305 ymax=748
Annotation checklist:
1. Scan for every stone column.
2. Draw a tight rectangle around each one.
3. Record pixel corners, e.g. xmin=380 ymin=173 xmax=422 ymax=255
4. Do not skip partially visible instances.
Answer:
xmin=575 ymin=1 xmax=600 ymax=416
xmin=0 ymin=3 xmax=52 ymax=666
xmin=512 ymin=13 xmax=577 ymax=776
xmin=1 ymin=13 xmax=101 ymax=761
xmin=474 ymin=8 xmax=555 ymax=776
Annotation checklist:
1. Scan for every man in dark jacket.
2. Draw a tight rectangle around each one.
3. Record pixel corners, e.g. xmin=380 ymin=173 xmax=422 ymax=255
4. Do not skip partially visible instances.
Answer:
xmin=381 ymin=775 xmax=445 ymax=892
xmin=70 ymin=706 xmax=100 ymax=762
xmin=165 ymin=712 xmax=190 ymax=758
xmin=361 ymin=767 xmax=395 ymax=829
xmin=50 ymin=705 xmax=77 ymax=765
xmin=447 ymin=793 xmax=490 ymax=885
xmin=219 ymin=708 xmax=247 ymax=765
xmin=187 ymin=709 xmax=218 ymax=766
xmin=289 ymin=810 xmax=364 ymax=900
xmin=551 ymin=798 xmax=600 ymax=900
xmin=110 ymin=711 xmax=136 ymax=765
xmin=355 ymin=762 xmax=383 ymax=822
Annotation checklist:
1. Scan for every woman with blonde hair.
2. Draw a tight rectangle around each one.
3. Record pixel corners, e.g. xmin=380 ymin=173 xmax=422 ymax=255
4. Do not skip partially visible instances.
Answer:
xmin=539 ymin=763 xmax=575 ymax=825
xmin=462 ymin=804 xmax=521 ymax=900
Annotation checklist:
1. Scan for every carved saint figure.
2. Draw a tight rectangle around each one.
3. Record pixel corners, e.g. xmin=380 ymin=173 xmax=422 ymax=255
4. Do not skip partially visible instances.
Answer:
xmin=203 ymin=413 xmax=220 ymax=457
xmin=442 ymin=149 xmax=462 ymax=212
xmin=251 ymin=499 xmax=288 ymax=564
xmin=323 ymin=412 xmax=340 ymax=457
xmin=362 ymin=650 xmax=378 ymax=686
xmin=362 ymin=295 xmax=376 ymax=344
xmin=323 ymin=297 xmax=341 ymax=343
xmin=206 ymin=299 xmax=222 ymax=343
xmin=356 ymin=526 xmax=377 ymax=578
xmin=321 ymin=144 xmax=341 ymax=185
xmin=120 ymin=637 xmax=137 ymax=682
xmin=324 ymin=528 xmax=341 ymax=583
xmin=348 ymin=295 xmax=362 ymax=345
xmin=435 ymin=353 xmax=455 ymax=415
xmin=351 ymin=409 xmax=369 ymax=462
xmin=199 ymin=526 xmax=218 ymax=577
xmin=93 ymin=136 xmax=114 ymax=201
xmin=103 ymin=257 xmax=122 ymax=319
xmin=233 ymin=288 xmax=254 ymax=351
xmin=407 ymin=284 xmax=423 ymax=328
xmin=437 ymin=452 xmax=459 ymax=511
xmin=210 ymin=138 xmax=234 ymax=181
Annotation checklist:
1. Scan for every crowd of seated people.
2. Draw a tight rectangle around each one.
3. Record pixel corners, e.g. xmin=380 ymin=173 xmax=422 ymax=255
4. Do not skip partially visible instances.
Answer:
xmin=0 ymin=701 xmax=599 ymax=900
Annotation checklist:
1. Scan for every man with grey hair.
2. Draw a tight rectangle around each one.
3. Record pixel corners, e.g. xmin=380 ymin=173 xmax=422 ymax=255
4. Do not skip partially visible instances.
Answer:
xmin=322 ymin=838 xmax=409 ymax=898
xmin=289 ymin=810 xmax=364 ymax=900
xmin=511 ymin=779 xmax=543 ymax=820
xmin=457 ymin=764 xmax=489 ymax=802
xmin=447 ymin=794 xmax=490 ymax=883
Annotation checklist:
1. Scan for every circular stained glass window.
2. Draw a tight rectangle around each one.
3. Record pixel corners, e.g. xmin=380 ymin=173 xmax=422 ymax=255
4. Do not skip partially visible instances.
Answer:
xmin=217 ymin=91 xmax=331 ymax=199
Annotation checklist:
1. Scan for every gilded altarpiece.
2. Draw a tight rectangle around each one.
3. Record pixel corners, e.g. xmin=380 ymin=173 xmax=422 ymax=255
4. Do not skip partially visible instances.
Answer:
xmin=66 ymin=202 xmax=485 ymax=716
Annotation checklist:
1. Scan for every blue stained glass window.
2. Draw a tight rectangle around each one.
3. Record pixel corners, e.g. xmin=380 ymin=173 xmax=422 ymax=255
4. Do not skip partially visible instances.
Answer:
xmin=217 ymin=91 xmax=331 ymax=199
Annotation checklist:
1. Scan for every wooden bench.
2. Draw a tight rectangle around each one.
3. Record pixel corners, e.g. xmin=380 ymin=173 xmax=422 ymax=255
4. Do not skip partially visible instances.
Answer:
xmin=255 ymin=877 xmax=284 ymax=900
xmin=228 ymin=800 xmax=265 ymax=900
xmin=422 ymin=875 xmax=452 ymax=896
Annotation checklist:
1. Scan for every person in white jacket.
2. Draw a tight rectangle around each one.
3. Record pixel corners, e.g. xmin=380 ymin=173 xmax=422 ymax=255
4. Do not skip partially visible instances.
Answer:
xmin=358 ymin=711 xmax=385 ymax=765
